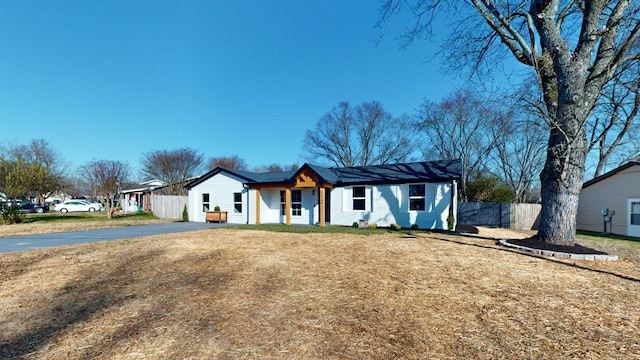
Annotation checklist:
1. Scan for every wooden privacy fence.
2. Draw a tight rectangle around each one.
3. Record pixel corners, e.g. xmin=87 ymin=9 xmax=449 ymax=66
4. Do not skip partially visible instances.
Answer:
xmin=457 ymin=202 xmax=541 ymax=230
xmin=151 ymin=194 xmax=188 ymax=219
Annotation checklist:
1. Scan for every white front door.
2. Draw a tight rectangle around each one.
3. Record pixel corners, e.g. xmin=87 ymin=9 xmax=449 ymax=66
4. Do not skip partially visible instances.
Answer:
xmin=627 ymin=199 xmax=640 ymax=237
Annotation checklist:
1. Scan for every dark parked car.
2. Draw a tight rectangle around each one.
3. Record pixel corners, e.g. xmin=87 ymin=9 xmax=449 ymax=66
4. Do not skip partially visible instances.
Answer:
xmin=1 ymin=200 xmax=49 ymax=213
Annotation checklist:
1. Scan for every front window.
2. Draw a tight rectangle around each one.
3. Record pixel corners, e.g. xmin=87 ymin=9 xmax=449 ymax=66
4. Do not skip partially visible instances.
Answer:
xmin=234 ymin=192 xmax=242 ymax=213
xmin=292 ymin=190 xmax=302 ymax=216
xmin=409 ymin=184 xmax=426 ymax=211
xmin=280 ymin=190 xmax=302 ymax=216
xmin=631 ymin=201 xmax=640 ymax=225
xmin=202 ymin=193 xmax=210 ymax=212
xmin=353 ymin=186 xmax=365 ymax=211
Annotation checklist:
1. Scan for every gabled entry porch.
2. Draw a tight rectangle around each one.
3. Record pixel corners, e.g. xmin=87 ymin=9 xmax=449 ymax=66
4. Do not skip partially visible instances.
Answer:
xmin=252 ymin=166 xmax=333 ymax=226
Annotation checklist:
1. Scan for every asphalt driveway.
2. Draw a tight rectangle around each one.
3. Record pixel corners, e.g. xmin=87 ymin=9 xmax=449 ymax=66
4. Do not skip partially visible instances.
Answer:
xmin=0 ymin=222 xmax=226 ymax=253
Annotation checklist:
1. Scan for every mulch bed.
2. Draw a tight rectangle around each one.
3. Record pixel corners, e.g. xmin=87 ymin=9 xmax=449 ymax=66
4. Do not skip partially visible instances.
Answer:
xmin=506 ymin=237 xmax=608 ymax=255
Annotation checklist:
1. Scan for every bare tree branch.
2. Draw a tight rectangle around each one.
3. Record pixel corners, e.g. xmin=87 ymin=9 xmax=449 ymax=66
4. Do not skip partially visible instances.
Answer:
xmin=304 ymin=101 xmax=415 ymax=167
xmin=141 ymin=148 xmax=204 ymax=195
xmin=79 ymin=160 xmax=130 ymax=219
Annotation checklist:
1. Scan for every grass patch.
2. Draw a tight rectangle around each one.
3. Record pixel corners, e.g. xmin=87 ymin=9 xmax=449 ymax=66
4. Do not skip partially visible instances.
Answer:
xmin=577 ymin=230 xmax=640 ymax=244
xmin=24 ymin=211 xmax=160 ymax=224
xmin=1 ymin=212 xmax=168 ymax=238
xmin=577 ymin=230 xmax=640 ymax=266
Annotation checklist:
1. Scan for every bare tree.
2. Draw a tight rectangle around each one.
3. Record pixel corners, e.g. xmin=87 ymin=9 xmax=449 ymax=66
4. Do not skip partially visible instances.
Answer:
xmin=304 ymin=101 xmax=415 ymax=167
xmin=587 ymin=60 xmax=640 ymax=177
xmin=207 ymin=155 xmax=248 ymax=170
xmin=253 ymin=163 xmax=300 ymax=173
xmin=482 ymin=80 xmax=549 ymax=203
xmin=512 ymin=68 xmax=640 ymax=180
xmin=59 ymin=176 xmax=89 ymax=200
xmin=380 ymin=0 xmax=640 ymax=245
xmin=254 ymin=164 xmax=283 ymax=173
xmin=79 ymin=160 xmax=130 ymax=219
xmin=140 ymin=148 xmax=203 ymax=195
xmin=415 ymin=88 xmax=497 ymax=200
xmin=490 ymin=109 xmax=547 ymax=203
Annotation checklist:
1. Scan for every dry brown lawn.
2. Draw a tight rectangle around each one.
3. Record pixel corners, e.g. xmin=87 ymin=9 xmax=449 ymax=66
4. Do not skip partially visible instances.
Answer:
xmin=1 ymin=227 xmax=639 ymax=359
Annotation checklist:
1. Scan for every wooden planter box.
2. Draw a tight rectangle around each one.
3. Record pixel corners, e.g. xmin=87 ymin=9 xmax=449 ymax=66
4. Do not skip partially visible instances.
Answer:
xmin=206 ymin=211 xmax=228 ymax=223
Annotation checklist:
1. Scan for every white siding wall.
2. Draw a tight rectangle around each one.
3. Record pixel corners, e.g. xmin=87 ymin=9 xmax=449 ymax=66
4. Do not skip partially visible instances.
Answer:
xmin=297 ymin=188 xmax=316 ymax=225
xmin=330 ymin=182 xmax=453 ymax=229
xmin=257 ymin=188 xmax=316 ymax=225
xmin=577 ymin=166 xmax=640 ymax=235
xmin=188 ymin=173 xmax=248 ymax=223
xmin=259 ymin=189 xmax=280 ymax=224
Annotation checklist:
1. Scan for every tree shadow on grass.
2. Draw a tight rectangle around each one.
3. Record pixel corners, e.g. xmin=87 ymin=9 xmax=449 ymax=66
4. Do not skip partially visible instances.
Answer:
xmin=0 ymin=249 xmax=164 ymax=359
xmin=0 ymin=248 xmax=234 ymax=359
xmin=425 ymin=234 xmax=640 ymax=284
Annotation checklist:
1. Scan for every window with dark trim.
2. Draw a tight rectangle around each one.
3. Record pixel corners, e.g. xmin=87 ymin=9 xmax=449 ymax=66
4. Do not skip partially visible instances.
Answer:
xmin=631 ymin=201 xmax=640 ymax=225
xmin=292 ymin=190 xmax=302 ymax=216
xmin=409 ymin=184 xmax=426 ymax=211
xmin=279 ymin=190 xmax=302 ymax=216
xmin=202 ymin=193 xmax=210 ymax=212
xmin=352 ymin=186 xmax=366 ymax=211
xmin=233 ymin=192 xmax=242 ymax=213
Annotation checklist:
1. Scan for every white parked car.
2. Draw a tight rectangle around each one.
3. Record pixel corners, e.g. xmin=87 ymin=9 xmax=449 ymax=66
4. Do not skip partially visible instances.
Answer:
xmin=57 ymin=200 xmax=104 ymax=213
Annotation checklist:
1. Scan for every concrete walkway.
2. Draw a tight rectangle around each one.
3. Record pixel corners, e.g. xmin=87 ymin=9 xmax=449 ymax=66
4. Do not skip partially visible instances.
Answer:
xmin=0 ymin=222 xmax=225 ymax=253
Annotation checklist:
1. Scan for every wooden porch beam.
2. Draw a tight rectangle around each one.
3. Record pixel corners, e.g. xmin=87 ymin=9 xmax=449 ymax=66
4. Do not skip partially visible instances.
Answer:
xmin=285 ymin=187 xmax=291 ymax=225
xmin=255 ymin=188 xmax=261 ymax=225
xmin=319 ymin=187 xmax=326 ymax=226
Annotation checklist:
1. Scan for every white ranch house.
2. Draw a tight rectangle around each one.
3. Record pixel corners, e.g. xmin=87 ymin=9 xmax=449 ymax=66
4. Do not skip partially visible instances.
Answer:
xmin=186 ymin=159 xmax=462 ymax=229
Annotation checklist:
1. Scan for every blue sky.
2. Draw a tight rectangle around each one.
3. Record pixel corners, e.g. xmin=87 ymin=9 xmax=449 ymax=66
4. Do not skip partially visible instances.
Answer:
xmin=0 ymin=0 xmax=464 ymax=180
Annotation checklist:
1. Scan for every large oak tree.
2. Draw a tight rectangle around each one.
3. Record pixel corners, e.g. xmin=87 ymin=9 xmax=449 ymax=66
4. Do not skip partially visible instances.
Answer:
xmin=380 ymin=0 xmax=640 ymax=245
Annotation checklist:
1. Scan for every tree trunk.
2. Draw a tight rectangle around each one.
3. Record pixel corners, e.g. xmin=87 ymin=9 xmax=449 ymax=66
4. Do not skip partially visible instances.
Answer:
xmin=537 ymin=102 xmax=588 ymax=246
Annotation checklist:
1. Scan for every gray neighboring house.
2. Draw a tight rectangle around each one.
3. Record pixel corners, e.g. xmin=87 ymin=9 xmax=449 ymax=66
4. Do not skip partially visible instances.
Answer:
xmin=577 ymin=161 xmax=640 ymax=236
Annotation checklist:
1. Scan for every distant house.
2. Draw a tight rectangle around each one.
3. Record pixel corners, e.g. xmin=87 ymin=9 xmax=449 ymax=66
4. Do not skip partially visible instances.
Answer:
xmin=119 ymin=178 xmax=199 ymax=213
xmin=119 ymin=179 xmax=167 ymax=212
xmin=185 ymin=159 xmax=462 ymax=229
xmin=577 ymin=161 xmax=640 ymax=236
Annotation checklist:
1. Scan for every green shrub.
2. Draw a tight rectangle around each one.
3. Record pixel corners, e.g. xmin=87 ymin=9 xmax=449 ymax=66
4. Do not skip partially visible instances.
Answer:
xmin=447 ymin=206 xmax=455 ymax=231
xmin=182 ymin=204 xmax=189 ymax=222
xmin=351 ymin=221 xmax=359 ymax=228
xmin=1 ymin=205 xmax=26 ymax=225
xmin=214 ymin=205 xmax=221 ymax=212
xmin=410 ymin=223 xmax=419 ymax=230
xmin=390 ymin=223 xmax=401 ymax=231
xmin=367 ymin=223 xmax=378 ymax=229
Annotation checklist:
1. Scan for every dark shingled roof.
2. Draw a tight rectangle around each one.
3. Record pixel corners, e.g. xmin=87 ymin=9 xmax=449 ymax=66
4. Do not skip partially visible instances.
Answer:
xmin=186 ymin=159 xmax=461 ymax=189
xmin=243 ymin=170 xmax=297 ymax=185
xmin=325 ymin=160 xmax=461 ymax=185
